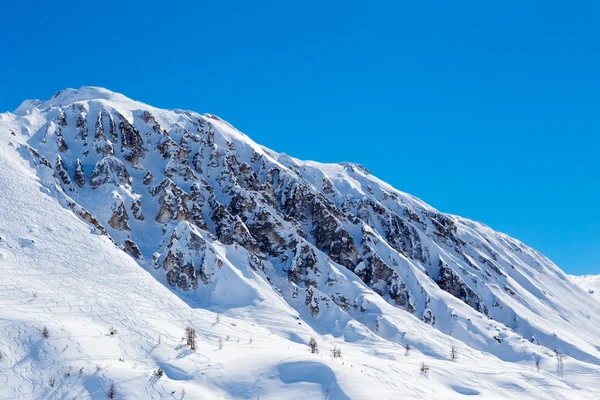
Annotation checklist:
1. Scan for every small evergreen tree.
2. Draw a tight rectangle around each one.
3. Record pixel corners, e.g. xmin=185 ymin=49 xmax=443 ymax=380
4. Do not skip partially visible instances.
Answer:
xmin=42 ymin=326 xmax=50 ymax=339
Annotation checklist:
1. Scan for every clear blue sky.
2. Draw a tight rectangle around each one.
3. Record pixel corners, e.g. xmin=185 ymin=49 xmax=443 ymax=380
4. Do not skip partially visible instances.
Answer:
xmin=1 ymin=1 xmax=598 ymax=275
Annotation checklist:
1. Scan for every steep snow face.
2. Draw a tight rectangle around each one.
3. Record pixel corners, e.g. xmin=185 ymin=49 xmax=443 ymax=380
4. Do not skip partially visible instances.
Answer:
xmin=1 ymin=87 xmax=600 ymax=398
xmin=571 ymin=275 xmax=600 ymax=299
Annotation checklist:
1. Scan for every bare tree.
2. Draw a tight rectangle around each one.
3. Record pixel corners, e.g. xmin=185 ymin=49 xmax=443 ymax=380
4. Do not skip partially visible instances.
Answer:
xmin=48 ymin=376 xmax=56 ymax=387
xmin=555 ymin=349 xmax=564 ymax=365
xmin=186 ymin=327 xmax=196 ymax=351
xmin=181 ymin=388 xmax=186 ymax=398
xmin=332 ymin=346 xmax=341 ymax=358
xmin=216 ymin=314 xmax=221 ymax=324
xmin=249 ymin=335 xmax=253 ymax=344
xmin=450 ymin=345 xmax=457 ymax=360
xmin=308 ymin=337 xmax=318 ymax=354
xmin=42 ymin=326 xmax=50 ymax=339
xmin=107 ymin=381 xmax=117 ymax=399
xmin=420 ymin=362 xmax=429 ymax=373
xmin=218 ymin=337 xmax=223 ymax=350
xmin=554 ymin=349 xmax=564 ymax=376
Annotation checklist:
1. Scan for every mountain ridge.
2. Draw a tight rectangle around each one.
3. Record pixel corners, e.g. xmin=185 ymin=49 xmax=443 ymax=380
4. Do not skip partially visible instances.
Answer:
xmin=1 ymin=87 xmax=599 ymax=399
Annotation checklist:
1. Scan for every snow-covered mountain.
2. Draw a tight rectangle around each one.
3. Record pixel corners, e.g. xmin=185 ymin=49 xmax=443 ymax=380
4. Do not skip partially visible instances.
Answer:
xmin=1 ymin=86 xmax=599 ymax=399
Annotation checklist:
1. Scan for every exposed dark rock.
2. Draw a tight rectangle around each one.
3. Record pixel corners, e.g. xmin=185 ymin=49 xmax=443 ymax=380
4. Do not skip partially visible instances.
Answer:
xmin=123 ymin=239 xmax=143 ymax=260
xmin=75 ymin=106 xmax=88 ymax=143
xmin=56 ymin=130 xmax=69 ymax=153
xmin=305 ymin=286 xmax=320 ymax=318
xmin=55 ymin=156 xmax=75 ymax=192
xmin=74 ymin=159 xmax=86 ymax=188
xmin=56 ymin=109 xmax=68 ymax=127
xmin=108 ymin=198 xmax=131 ymax=231
xmin=151 ymin=179 xmax=192 ymax=224
xmin=422 ymin=308 xmax=435 ymax=326
xmin=118 ymin=113 xmax=145 ymax=165
xmin=143 ymin=171 xmax=154 ymax=185
xmin=288 ymin=243 xmax=319 ymax=286
xmin=131 ymin=199 xmax=144 ymax=221
xmin=90 ymin=157 xmax=130 ymax=188
xmin=435 ymin=257 xmax=488 ymax=316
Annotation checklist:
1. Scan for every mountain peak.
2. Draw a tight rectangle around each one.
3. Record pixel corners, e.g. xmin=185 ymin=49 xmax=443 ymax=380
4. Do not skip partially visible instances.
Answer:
xmin=13 ymin=86 xmax=140 ymax=115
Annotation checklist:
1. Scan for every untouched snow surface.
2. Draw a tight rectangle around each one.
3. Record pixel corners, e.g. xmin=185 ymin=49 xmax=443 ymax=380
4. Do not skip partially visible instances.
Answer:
xmin=0 ymin=87 xmax=599 ymax=399
xmin=570 ymin=275 xmax=600 ymax=300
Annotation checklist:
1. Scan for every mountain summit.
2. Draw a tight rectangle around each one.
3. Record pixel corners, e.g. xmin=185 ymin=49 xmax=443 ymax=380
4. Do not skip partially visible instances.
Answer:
xmin=1 ymin=87 xmax=599 ymax=399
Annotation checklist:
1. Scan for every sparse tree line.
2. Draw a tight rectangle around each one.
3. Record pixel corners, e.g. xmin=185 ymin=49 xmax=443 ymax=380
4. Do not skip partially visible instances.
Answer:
xmin=11 ymin=321 xmax=565 ymax=397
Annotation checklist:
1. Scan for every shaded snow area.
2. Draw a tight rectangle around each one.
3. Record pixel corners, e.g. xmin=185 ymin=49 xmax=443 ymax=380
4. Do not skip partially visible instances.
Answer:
xmin=0 ymin=87 xmax=599 ymax=399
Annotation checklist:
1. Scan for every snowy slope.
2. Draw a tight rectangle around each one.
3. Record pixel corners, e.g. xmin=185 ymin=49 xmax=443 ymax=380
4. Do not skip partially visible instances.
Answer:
xmin=1 ymin=87 xmax=599 ymax=399
xmin=570 ymin=275 xmax=600 ymax=300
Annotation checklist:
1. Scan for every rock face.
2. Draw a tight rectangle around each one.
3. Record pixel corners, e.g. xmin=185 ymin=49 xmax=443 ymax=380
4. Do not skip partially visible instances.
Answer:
xmin=55 ymin=155 xmax=75 ymax=192
xmin=16 ymin=87 xmax=588 ymax=361
xmin=108 ymin=195 xmax=130 ymax=231
xmin=123 ymin=239 xmax=143 ymax=260
xmin=90 ymin=156 xmax=130 ymax=188
xmin=435 ymin=257 xmax=488 ymax=316
xmin=74 ymin=159 xmax=86 ymax=187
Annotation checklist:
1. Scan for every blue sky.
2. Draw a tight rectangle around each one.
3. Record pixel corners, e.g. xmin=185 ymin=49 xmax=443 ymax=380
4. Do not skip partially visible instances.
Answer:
xmin=1 ymin=1 xmax=598 ymax=275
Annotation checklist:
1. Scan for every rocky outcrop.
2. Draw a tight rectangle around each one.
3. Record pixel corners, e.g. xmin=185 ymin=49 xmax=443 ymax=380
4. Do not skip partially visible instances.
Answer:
xmin=118 ymin=113 xmax=145 ymax=166
xmin=55 ymin=156 xmax=75 ymax=192
xmin=123 ymin=239 xmax=143 ymax=260
xmin=108 ymin=195 xmax=131 ymax=231
xmin=56 ymin=130 xmax=68 ymax=153
xmin=422 ymin=308 xmax=435 ymax=326
xmin=155 ymin=222 xmax=217 ymax=290
xmin=131 ymin=199 xmax=144 ymax=221
xmin=90 ymin=156 xmax=130 ymax=188
xmin=143 ymin=171 xmax=154 ymax=185
xmin=288 ymin=243 xmax=319 ymax=286
xmin=435 ymin=257 xmax=488 ymax=316
xmin=74 ymin=159 xmax=86 ymax=188
xmin=75 ymin=105 xmax=88 ymax=144
xmin=94 ymin=112 xmax=115 ymax=156
xmin=151 ymin=179 xmax=192 ymax=224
